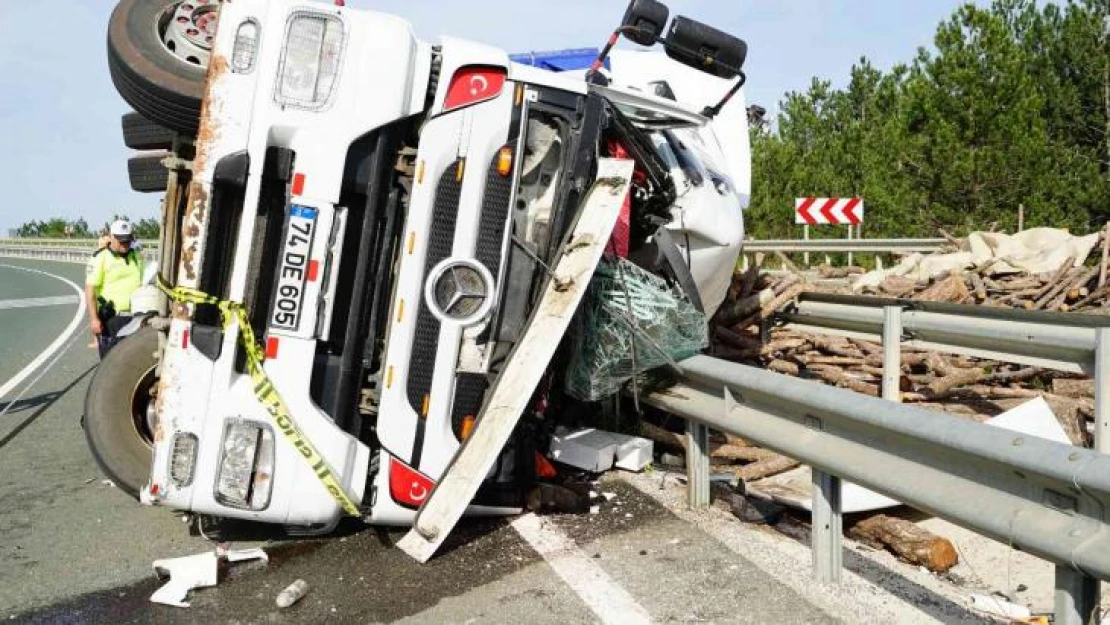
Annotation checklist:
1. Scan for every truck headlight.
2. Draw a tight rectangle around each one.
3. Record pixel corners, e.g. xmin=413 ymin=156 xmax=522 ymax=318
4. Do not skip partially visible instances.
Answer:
xmin=215 ymin=420 xmax=275 ymax=510
xmin=275 ymin=12 xmax=344 ymax=109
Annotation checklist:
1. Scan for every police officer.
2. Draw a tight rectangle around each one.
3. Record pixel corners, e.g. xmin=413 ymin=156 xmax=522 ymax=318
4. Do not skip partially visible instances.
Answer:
xmin=85 ymin=219 xmax=144 ymax=358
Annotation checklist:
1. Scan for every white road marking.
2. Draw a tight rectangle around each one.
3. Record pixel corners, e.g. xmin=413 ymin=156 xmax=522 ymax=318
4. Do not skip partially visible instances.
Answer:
xmin=0 ymin=331 xmax=85 ymax=420
xmin=0 ymin=264 xmax=87 ymax=402
xmin=0 ymin=295 xmax=81 ymax=310
xmin=511 ymin=513 xmax=652 ymax=625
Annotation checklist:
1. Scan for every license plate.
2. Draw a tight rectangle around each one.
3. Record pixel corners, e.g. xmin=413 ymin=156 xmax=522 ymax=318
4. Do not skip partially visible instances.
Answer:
xmin=270 ymin=205 xmax=317 ymax=332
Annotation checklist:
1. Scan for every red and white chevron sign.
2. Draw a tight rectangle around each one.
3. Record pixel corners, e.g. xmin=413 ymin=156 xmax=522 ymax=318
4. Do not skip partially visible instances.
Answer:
xmin=795 ymin=197 xmax=864 ymax=225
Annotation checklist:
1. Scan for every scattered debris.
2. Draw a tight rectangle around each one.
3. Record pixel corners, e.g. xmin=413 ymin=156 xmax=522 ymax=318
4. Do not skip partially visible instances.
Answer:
xmin=725 ymin=491 xmax=785 ymax=525
xmin=744 ymin=466 xmax=899 ymax=514
xmin=967 ymin=593 xmax=1032 ymax=621
xmin=275 ymin=579 xmax=310 ymax=609
xmin=548 ymin=428 xmax=654 ymax=473
xmin=150 ymin=547 xmax=268 ymax=608
xmin=849 ymin=515 xmax=958 ymax=574
xmin=526 ymin=483 xmax=592 ymax=514
xmin=151 ymin=552 xmax=217 ymax=608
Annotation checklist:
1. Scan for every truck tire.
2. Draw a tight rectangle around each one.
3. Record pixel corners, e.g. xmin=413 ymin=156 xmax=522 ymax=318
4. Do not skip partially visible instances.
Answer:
xmin=84 ymin=327 xmax=160 ymax=499
xmin=107 ymin=0 xmax=207 ymax=135
xmin=122 ymin=111 xmax=176 ymax=151
xmin=128 ymin=152 xmax=170 ymax=193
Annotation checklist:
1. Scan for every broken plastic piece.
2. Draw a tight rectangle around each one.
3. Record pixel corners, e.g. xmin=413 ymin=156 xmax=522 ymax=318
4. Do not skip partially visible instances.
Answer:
xmin=968 ymin=593 xmax=1031 ymax=621
xmin=276 ymin=579 xmax=310 ymax=608
xmin=150 ymin=552 xmax=218 ymax=608
xmin=150 ymin=548 xmax=268 ymax=608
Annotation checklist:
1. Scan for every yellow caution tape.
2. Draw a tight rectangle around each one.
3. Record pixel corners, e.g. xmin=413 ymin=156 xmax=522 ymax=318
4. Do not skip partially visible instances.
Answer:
xmin=156 ymin=275 xmax=361 ymax=516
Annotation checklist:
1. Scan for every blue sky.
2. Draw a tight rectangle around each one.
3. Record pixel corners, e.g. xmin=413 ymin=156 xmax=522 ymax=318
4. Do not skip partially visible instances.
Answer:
xmin=0 ymin=0 xmax=977 ymax=235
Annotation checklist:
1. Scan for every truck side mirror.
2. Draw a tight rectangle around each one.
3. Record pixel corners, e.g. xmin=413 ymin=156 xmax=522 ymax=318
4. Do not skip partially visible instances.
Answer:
xmin=663 ymin=16 xmax=747 ymax=80
xmin=621 ymin=0 xmax=670 ymax=47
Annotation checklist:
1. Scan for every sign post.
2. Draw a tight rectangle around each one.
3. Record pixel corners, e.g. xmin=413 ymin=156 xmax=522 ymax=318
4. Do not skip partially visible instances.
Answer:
xmin=795 ymin=198 xmax=864 ymax=266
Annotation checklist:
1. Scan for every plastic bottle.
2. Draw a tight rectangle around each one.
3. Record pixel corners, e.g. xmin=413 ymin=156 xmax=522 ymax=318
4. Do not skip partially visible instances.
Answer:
xmin=275 ymin=579 xmax=309 ymax=608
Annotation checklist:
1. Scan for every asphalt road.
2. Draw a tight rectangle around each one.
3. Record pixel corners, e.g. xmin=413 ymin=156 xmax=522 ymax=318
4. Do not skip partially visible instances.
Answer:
xmin=0 ymin=258 xmax=978 ymax=624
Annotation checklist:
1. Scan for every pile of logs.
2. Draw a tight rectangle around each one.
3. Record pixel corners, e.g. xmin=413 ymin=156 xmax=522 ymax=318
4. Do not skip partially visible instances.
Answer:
xmin=860 ymin=260 xmax=1110 ymax=311
xmin=708 ymin=251 xmax=1101 ymax=449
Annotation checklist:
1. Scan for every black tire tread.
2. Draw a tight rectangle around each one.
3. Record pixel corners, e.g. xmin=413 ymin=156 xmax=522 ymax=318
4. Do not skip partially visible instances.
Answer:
xmin=128 ymin=153 xmax=170 ymax=193
xmin=107 ymin=0 xmax=204 ymax=134
xmin=84 ymin=327 xmax=160 ymax=499
xmin=122 ymin=112 xmax=176 ymax=150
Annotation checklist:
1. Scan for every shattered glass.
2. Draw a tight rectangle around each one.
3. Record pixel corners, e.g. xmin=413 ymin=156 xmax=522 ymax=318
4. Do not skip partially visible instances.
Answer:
xmin=565 ymin=256 xmax=707 ymax=401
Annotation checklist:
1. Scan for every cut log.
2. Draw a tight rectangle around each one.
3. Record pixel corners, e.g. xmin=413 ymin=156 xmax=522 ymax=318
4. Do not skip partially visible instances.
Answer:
xmin=715 ymin=326 xmax=763 ymax=351
xmin=1042 ymin=394 xmax=1090 ymax=446
xmin=812 ymin=337 xmax=865 ymax=359
xmin=916 ymin=275 xmax=970 ymax=303
xmin=737 ymin=455 xmax=799 ymax=481
xmin=879 ymin=275 xmax=919 ymax=297
xmin=1052 ymin=378 xmax=1094 ymax=399
xmin=805 ymin=365 xmax=880 ymax=397
xmin=849 ymin=514 xmax=959 ymax=574
xmin=639 ymin=421 xmax=780 ymax=462
xmin=803 ymin=355 xmax=868 ymax=367
xmin=774 ymin=251 xmax=807 ymax=282
xmin=762 ymin=337 xmax=810 ymax=355
xmin=969 ymin=273 xmax=987 ymax=301
xmin=718 ymin=287 xmax=774 ymax=326
xmin=738 ymin=253 xmax=766 ymax=299
xmin=767 ymin=359 xmax=800 ymax=376
xmin=733 ymin=283 xmax=807 ymax=331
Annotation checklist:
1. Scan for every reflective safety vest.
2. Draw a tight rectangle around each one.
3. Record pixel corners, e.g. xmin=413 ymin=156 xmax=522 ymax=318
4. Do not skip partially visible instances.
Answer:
xmin=86 ymin=248 xmax=143 ymax=312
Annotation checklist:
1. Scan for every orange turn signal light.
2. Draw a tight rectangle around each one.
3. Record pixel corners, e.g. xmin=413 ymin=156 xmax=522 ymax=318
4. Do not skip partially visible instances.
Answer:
xmin=496 ymin=147 xmax=513 ymax=177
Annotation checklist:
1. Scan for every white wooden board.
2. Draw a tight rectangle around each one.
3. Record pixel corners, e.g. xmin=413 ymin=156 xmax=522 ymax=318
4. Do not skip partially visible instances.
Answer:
xmin=397 ymin=158 xmax=634 ymax=562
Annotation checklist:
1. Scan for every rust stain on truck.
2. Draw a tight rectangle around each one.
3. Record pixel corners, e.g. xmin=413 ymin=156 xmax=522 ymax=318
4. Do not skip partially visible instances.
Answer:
xmin=178 ymin=54 xmax=228 ymax=287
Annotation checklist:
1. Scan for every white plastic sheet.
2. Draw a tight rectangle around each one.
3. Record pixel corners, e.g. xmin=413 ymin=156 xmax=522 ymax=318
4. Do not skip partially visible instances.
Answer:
xmin=854 ymin=228 xmax=1100 ymax=291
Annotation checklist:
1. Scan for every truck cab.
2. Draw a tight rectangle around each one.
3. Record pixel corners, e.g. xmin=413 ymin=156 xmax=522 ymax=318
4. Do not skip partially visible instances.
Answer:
xmin=88 ymin=0 xmax=750 ymax=532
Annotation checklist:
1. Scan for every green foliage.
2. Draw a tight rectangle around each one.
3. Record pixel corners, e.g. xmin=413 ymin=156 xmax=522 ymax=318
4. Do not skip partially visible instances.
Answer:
xmin=15 ymin=215 xmax=159 ymax=239
xmin=749 ymin=0 xmax=1109 ymax=240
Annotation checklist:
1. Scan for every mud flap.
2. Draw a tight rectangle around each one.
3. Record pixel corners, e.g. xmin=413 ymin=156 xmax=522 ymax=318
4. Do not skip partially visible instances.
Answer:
xmin=396 ymin=158 xmax=634 ymax=562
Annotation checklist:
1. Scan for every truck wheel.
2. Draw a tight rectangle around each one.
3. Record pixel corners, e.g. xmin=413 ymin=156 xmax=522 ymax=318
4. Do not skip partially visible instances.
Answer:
xmin=128 ymin=152 xmax=171 ymax=193
xmin=122 ymin=112 xmax=176 ymax=151
xmin=84 ymin=327 xmax=160 ymax=499
xmin=107 ymin=0 xmax=216 ymax=135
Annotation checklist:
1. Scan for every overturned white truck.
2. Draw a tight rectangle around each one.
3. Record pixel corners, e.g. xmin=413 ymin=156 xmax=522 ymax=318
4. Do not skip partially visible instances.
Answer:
xmin=87 ymin=0 xmax=750 ymax=533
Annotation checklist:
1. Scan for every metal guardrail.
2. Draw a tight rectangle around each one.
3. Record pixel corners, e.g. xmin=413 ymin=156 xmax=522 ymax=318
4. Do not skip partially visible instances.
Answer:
xmin=0 ymin=238 xmax=158 ymax=248
xmin=783 ymin=292 xmax=1106 ymax=375
xmin=0 ymin=243 xmax=160 ymax=265
xmin=742 ymin=238 xmax=947 ymax=254
xmin=655 ymin=353 xmax=1110 ymax=623
xmin=657 ymin=294 xmax=1110 ymax=623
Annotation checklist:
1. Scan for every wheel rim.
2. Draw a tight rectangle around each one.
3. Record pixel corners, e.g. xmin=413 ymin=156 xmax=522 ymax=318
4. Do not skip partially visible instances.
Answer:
xmin=158 ymin=1 xmax=220 ymax=68
xmin=130 ymin=366 xmax=158 ymax=449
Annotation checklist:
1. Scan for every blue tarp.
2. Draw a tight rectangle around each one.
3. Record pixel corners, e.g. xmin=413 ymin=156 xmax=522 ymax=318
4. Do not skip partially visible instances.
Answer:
xmin=509 ymin=48 xmax=607 ymax=72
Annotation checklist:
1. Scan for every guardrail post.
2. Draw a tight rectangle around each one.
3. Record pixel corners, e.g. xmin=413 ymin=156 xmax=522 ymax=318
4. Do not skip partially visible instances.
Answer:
xmin=1097 ymin=327 xmax=1109 ymax=453
xmin=812 ymin=470 xmax=842 ymax=583
xmin=803 ymin=225 xmax=810 ymax=267
xmin=1054 ymin=568 xmax=1098 ymax=625
xmin=1053 ymin=327 xmax=1108 ymax=625
xmin=883 ymin=306 xmax=902 ymax=402
xmin=686 ymin=421 xmax=710 ymax=509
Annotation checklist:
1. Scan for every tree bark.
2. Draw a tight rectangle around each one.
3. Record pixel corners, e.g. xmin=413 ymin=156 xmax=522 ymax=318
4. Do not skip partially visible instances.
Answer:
xmin=849 ymin=514 xmax=959 ymax=573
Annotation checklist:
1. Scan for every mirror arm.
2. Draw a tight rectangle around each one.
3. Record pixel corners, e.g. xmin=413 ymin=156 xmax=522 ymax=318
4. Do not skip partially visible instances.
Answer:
xmin=701 ymin=71 xmax=746 ymax=119
xmin=588 ymin=26 xmax=660 ymax=81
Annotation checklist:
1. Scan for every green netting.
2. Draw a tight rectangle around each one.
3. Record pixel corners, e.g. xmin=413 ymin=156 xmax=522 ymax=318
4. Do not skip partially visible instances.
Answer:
xmin=565 ymin=257 xmax=708 ymax=401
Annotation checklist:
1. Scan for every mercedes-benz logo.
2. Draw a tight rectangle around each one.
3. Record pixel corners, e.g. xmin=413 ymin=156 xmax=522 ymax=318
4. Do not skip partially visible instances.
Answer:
xmin=424 ymin=258 xmax=496 ymax=325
